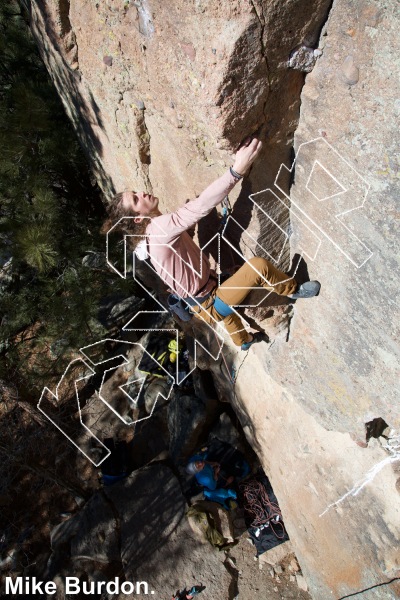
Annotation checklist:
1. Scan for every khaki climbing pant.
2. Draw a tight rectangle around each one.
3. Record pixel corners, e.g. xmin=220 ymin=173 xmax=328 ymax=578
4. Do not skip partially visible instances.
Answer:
xmin=191 ymin=257 xmax=297 ymax=346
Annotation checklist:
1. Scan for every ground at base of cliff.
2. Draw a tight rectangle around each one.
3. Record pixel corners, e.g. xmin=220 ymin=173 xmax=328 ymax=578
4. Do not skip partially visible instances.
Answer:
xmin=225 ymin=537 xmax=311 ymax=599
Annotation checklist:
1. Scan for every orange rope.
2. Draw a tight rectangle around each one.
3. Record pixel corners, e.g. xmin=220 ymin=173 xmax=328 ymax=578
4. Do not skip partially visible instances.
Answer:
xmin=240 ymin=479 xmax=286 ymax=540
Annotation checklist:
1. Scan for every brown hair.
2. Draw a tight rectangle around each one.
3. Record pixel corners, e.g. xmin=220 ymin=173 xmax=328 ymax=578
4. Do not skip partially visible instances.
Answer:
xmin=101 ymin=191 xmax=148 ymax=250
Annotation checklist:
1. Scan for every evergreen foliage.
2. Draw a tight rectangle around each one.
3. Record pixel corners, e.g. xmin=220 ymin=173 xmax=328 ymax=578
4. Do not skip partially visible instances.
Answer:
xmin=0 ymin=1 xmax=118 ymax=391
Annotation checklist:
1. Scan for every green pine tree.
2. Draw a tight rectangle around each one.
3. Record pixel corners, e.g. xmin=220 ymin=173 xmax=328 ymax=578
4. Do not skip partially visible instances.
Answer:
xmin=0 ymin=0 xmax=130 ymax=392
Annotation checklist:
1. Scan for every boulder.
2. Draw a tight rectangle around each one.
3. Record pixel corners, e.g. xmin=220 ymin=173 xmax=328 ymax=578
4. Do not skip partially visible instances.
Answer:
xmin=195 ymin=499 xmax=236 ymax=544
xmin=258 ymin=541 xmax=294 ymax=567
xmin=49 ymin=492 xmax=120 ymax=564
xmin=209 ymin=411 xmax=243 ymax=450
xmin=144 ymin=378 xmax=172 ymax=415
xmin=47 ymin=464 xmax=232 ymax=597
xmin=128 ymin=415 xmax=170 ymax=471
xmin=98 ymin=294 xmax=145 ymax=328
xmin=288 ymin=45 xmax=320 ymax=73
xmin=168 ymin=394 xmax=211 ymax=463
xmin=104 ymin=464 xmax=231 ymax=597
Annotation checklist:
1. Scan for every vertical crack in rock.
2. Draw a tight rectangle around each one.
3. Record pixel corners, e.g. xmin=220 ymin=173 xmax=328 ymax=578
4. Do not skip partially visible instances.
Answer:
xmin=134 ymin=105 xmax=152 ymax=191
xmin=59 ymin=0 xmax=79 ymax=70
xmin=283 ymin=0 xmax=334 ymax=262
xmin=314 ymin=0 xmax=335 ymax=42
xmin=136 ymin=108 xmax=151 ymax=166
xmin=35 ymin=0 xmax=79 ymax=70
xmin=285 ymin=305 xmax=294 ymax=342
xmin=213 ymin=15 xmax=270 ymax=144
xmin=249 ymin=0 xmax=271 ymax=121
xmin=58 ymin=0 xmax=72 ymax=36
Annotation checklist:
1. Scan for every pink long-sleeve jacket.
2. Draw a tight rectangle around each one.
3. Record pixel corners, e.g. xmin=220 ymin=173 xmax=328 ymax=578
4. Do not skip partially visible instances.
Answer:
xmin=145 ymin=170 xmax=238 ymax=298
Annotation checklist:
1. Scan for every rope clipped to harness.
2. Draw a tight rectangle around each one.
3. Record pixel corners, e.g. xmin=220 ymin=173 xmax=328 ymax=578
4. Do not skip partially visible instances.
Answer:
xmin=219 ymin=195 xmax=232 ymax=230
xmin=239 ymin=479 xmax=286 ymax=540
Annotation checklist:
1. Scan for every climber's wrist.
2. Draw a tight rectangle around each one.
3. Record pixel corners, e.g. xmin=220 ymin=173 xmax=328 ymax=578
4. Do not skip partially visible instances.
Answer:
xmin=230 ymin=166 xmax=244 ymax=181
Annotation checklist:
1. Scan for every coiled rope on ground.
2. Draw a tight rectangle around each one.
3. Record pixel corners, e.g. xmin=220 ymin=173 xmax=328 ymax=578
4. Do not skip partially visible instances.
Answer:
xmin=239 ymin=479 xmax=286 ymax=539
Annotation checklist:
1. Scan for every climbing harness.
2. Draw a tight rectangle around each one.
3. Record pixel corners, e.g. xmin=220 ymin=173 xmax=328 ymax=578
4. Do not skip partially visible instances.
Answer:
xmin=167 ymin=277 xmax=216 ymax=322
xmin=213 ymin=296 xmax=234 ymax=317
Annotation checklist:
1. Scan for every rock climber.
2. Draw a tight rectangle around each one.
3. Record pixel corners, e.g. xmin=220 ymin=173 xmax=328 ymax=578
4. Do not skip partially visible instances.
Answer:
xmin=186 ymin=448 xmax=250 ymax=510
xmin=186 ymin=456 xmax=234 ymax=489
xmin=186 ymin=450 xmax=243 ymax=509
xmin=103 ymin=137 xmax=320 ymax=350
xmin=172 ymin=585 xmax=205 ymax=600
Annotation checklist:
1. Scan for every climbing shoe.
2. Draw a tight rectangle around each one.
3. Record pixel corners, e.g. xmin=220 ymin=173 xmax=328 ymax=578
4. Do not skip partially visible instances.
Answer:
xmin=188 ymin=586 xmax=206 ymax=596
xmin=241 ymin=332 xmax=263 ymax=351
xmin=289 ymin=280 xmax=321 ymax=299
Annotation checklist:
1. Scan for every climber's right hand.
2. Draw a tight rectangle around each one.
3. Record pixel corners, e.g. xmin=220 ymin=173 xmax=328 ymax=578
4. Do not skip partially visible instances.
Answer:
xmin=232 ymin=137 xmax=263 ymax=176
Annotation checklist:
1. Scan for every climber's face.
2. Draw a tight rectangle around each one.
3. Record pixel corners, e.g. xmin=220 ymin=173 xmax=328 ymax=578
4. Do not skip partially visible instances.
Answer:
xmin=195 ymin=460 xmax=205 ymax=471
xmin=122 ymin=190 xmax=160 ymax=217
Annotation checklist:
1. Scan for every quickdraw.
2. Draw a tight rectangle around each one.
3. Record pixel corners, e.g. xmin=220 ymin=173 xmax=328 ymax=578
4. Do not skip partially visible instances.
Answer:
xmin=219 ymin=195 xmax=232 ymax=230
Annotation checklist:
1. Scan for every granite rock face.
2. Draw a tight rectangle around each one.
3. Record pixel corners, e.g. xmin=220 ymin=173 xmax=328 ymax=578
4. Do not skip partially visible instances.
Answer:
xmin=281 ymin=0 xmax=399 ymax=441
xmin=30 ymin=0 xmax=400 ymax=598
xmin=30 ymin=0 xmax=331 ymax=204
xmin=202 ymin=0 xmax=400 ymax=597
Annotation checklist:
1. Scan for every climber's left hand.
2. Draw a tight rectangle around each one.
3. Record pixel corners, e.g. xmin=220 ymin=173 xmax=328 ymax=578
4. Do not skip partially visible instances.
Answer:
xmin=232 ymin=137 xmax=263 ymax=176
